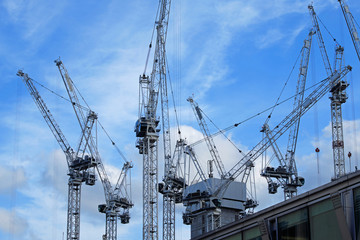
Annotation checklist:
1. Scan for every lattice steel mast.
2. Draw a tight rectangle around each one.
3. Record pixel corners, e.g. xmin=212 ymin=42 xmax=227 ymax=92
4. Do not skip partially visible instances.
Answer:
xmin=135 ymin=1 xmax=172 ymax=239
xmin=330 ymin=46 xmax=348 ymax=179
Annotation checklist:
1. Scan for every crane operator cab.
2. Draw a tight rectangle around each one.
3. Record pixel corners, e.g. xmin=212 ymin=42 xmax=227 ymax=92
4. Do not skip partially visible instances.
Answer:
xmin=135 ymin=117 xmax=160 ymax=137
xmin=135 ymin=117 xmax=147 ymax=138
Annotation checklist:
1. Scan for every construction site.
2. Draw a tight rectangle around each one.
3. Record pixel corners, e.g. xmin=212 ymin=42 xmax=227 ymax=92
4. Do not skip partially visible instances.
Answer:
xmin=1 ymin=0 xmax=360 ymax=239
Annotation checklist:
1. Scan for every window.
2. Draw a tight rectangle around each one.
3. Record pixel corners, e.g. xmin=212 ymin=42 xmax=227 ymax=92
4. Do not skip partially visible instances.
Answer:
xmin=225 ymin=232 xmax=242 ymax=240
xmin=278 ymin=208 xmax=309 ymax=240
xmin=269 ymin=219 xmax=277 ymax=240
xmin=243 ymin=226 xmax=261 ymax=240
xmin=309 ymin=199 xmax=342 ymax=240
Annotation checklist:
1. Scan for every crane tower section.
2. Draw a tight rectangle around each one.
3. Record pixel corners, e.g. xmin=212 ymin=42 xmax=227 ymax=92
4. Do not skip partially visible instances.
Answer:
xmin=331 ymin=46 xmax=348 ymax=179
xmin=135 ymin=1 xmax=172 ymax=240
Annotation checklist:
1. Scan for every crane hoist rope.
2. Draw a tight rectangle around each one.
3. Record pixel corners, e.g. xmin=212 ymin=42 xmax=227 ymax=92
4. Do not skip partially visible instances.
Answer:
xmin=261 ymin=30 xmax=314 ymax=199
xmin=190 ymin=100 xmax=245 ymax=156
xmin=188 ymin=77 xmax=332 ymax=148
xmin=265 ymin=46 xmax=303 ymax=125
xmin=143 ymin=3 xmax=161 ymax=76
xmin=30 ymin=78 xmax=90 ymax=111
xmin=316 ymin=14 xmax=340 ymax=45
xmin=166 ymin=56 xmax=182 ymax=137
xmin=29 ymin=76 xmax=128 ymax=165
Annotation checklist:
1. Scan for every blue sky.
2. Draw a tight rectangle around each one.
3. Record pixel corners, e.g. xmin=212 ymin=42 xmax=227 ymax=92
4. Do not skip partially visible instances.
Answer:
xmin=1 ymin=0 xmax=360 ymax=239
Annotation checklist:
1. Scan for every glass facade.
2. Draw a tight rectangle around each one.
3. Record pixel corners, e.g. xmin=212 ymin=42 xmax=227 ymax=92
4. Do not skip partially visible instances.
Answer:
xmin=309 ymin=199 xmax=342 ymax=240
xmin=278 ymin=208 xmax=309 ymax=240
xmin=243 ymin=226 xmax=261 ymax=240
xmin=221 ymin=184 xmax=360 ymax=240
xmin=226 ymin=232 xmax=242 ymax=240
xmin=354 ymin=187 xmax=360 ymax=240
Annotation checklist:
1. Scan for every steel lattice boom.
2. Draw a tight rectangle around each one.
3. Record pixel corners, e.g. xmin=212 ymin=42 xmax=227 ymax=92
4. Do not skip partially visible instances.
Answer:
xmin=261 ymin=30 xmax=313 ymax=199
xmin=339 ymin=0 xmax=360 ymax=62
xmin=135 ymin=1 xmax=173 ymax=239
xmin=55 ymin=59 xmax=133 ymax=240
xmin=17 ymin=70 xmax=97 ymax=240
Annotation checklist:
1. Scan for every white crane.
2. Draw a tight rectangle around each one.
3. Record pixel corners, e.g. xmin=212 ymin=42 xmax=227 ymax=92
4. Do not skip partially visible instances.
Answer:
xmin=260 ymin=30 xmax=313 ymax=199
xmin=181 ymin=65 xmax=352 ymax=237
xmin=135 ymin=1 xmax=173 ymax=239
xmin=17 ymin=70 xmax=97 ymax=240
xmin=309 ymin=4 xmax=348 ymax=179
xmin=54 ymin=59 xmax=133 ymax=240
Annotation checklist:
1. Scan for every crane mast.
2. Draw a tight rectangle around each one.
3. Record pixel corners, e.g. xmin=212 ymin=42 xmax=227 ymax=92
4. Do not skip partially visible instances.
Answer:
xmin=135 ymin=1 xmax=172 ymax=239
xmin=17 ymin=70 xmax=97 ymax=240
xmin=330 ymin=46 xmax=348 ymax=179
xmin=308 ymin=5 xmax=349 ymax=179
xmin=55 ymin=59 xmax=133 ymax=240
xmin=338 ymin=0 xmax=360 ymax=62
xmin=261 ymin=30 xmax=313 ymax=199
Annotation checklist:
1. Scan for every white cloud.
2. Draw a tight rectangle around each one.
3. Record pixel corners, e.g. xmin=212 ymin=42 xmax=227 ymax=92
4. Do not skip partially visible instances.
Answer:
xmin=0 ymin=208 xmax=28 ymax=235
xmin=0 ymin=166 xmax=26 ymax=193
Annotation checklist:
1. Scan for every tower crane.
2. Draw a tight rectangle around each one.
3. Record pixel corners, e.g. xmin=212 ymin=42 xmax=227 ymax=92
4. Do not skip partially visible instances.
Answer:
xmin=338 ymin=0 xmax=360 ymax=62
xmin=134 ymin=0 xmax=173 ymax=239
xmin=260 ymin=30 xmax=313 ymax=200
xmin=54 ymin=59 xmax=133 ymax=240
xmin=309 ymin=4 xmax=348 ymax=179
xmin=181 ymin=66 xmax=352 ymax=238
xmin=17 ymin=70 xmax=97 ymax=240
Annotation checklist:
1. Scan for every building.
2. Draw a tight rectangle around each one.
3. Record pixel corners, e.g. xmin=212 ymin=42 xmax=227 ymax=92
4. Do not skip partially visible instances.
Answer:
xmin=192 ymin=170 xmax=360 ymax=240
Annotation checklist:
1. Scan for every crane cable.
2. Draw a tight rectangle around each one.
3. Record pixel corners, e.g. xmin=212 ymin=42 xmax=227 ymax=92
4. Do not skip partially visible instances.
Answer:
xmin=143 ymin=1 xmax=161 ymax=75
xmin=265 ymin=46 xmax=303 ymax=125
xmin=66 ymin=79 xmax=130 ymax=163
xmin=349 ymin=72 xmax=359 ymax=168
xmin=166 ymin=57 xmax=182 ymax=138
xmin=197 ymin=107 xmax=245 ymax=157
xmin=352 ymin=12 xmax=360 ymax=30
xmin=32 ymin=79 xmax=129 ymax=163
xmin=317 ymin=15 xmax=341 ymax=46
xmin=190 ymin=77 xmax=330 ymax=147
xmin=32 ymin=79 xmax=89 ymax=112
